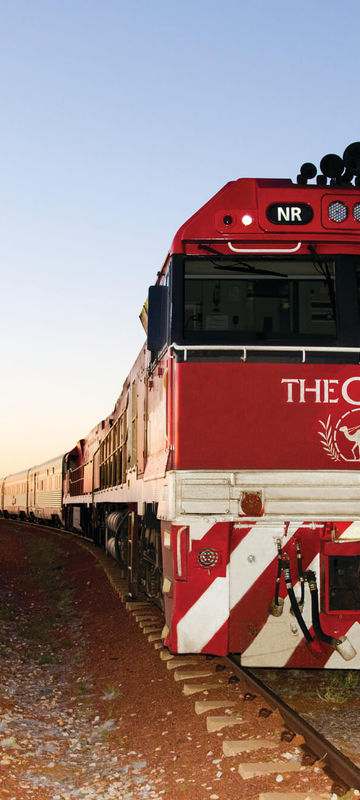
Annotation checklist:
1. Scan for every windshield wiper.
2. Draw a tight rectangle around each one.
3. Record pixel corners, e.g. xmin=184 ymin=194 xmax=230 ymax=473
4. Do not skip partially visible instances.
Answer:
xmin=197 ymin=243 xmax=287 ymax=277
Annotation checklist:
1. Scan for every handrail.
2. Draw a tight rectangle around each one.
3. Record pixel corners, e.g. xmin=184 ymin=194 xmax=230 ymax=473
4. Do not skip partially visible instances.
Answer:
xmin=228 ymin=241 xmax=302 ymax=254
xmin=170 ymin=343 xmax=360 ymax=364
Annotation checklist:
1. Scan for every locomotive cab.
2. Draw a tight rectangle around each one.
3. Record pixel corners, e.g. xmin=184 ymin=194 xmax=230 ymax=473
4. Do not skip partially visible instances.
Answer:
xmin=146 ymin=154 xmax=360 ymax=666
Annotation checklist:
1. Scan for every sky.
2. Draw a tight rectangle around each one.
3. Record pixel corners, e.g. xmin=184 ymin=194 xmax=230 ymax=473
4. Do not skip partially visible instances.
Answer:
xmin=1 ymin=0 xmax=360 ymax=476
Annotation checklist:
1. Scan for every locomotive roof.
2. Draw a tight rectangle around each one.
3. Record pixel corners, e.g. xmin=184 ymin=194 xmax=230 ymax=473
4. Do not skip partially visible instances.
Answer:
xmin=167 ymin=175 xmax=360 ymax=260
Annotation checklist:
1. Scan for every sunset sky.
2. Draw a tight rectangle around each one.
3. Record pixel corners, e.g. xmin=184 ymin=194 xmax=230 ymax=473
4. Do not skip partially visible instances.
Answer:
xmin=1 ymin=0 xmax=360 ymax=476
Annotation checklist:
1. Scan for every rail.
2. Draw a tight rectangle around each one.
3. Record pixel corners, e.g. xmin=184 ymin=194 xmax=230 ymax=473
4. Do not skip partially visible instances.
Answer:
xmin=225 ymin=658 xmax=360 ymax=791
xmin=171 ymin=342 xmax=360 ymax=363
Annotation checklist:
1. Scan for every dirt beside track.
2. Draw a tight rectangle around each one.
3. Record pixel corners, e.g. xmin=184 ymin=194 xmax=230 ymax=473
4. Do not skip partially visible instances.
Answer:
xmin=0 ymin=520 xmax=345 ymax=799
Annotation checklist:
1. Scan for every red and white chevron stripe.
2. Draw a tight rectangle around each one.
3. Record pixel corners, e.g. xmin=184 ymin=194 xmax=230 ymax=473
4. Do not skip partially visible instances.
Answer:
xmin=163 ymin=519 xmax=360 ymax=668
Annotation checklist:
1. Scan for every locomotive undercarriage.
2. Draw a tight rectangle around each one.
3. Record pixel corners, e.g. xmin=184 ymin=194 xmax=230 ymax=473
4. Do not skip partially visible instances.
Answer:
xmin=3 ymin=498 xmax=360 ymax=665
xmin=64 ymin=500 xmax=164 ymax=606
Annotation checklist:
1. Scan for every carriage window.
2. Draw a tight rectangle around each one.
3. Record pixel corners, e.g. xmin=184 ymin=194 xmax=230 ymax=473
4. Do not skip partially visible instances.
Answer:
xmin=184 ymin=258 xmax=336 ymax=341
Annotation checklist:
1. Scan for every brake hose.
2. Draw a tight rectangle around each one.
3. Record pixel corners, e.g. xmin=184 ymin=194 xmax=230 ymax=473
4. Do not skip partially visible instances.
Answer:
xmin=304 ymin=570 xmax=356 ymax=660
xmin=305 ymin=569 xmax=337 ymax=646
xmin=281 ymin=558 xmax=314 ymax=643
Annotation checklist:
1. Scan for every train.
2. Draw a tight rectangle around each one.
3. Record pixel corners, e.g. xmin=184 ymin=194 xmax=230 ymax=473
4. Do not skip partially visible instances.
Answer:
xmin=3 ymin=143 xmax=360 ymax=668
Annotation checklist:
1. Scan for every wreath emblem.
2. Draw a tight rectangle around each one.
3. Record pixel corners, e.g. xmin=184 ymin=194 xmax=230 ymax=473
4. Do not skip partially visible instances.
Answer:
xmin=318 ymin=410 xmax=360 ymax=462
xmin=318 ymin=415 xmax=340 ymax=461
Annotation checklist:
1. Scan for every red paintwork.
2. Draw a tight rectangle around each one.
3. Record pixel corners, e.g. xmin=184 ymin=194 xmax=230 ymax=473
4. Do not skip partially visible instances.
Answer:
xmin=166 ymin=522 xmax=231 ymax=654
xmin=285 ymin=636 xmax=332 ymax=668
xmin=169 ymin=178 xmax=360 ymax=259
xmin=174 ymin=362 xmax=360 ymax=470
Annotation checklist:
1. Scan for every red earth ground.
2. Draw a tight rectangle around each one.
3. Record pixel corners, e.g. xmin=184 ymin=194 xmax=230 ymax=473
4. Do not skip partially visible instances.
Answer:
xmin=0 ymin=519 xmax=348 ymax=799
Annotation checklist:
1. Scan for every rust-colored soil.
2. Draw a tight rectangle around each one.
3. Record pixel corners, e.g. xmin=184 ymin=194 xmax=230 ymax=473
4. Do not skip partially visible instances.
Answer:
xmin=0 ymin=520 xmax=347 ymax=799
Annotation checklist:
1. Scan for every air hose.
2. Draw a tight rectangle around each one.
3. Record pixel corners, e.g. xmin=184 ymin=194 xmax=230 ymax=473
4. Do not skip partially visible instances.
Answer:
xmin=281 ymin=558 xmax=314 ymax=644
xmin=304 ymin=570 xmax=356 ymax=661
xmin=305 ymin=570 xmax=333 ymax=646
xmin=270 ymin=553 xmax=355 ymax=660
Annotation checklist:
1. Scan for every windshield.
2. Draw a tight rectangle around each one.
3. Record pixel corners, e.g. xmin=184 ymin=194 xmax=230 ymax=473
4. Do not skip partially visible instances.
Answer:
xmin=184 ymin=257 xmax=336 ymax=342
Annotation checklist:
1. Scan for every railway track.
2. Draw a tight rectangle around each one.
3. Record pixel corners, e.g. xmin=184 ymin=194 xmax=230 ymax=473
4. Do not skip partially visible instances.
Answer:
xmin=2 ymin=518 xmax=360 ymax=798
xmin=225 ymin=658 xmax=360 ymax=795
xmin=126 ymin=600 xmax=360 ymax=797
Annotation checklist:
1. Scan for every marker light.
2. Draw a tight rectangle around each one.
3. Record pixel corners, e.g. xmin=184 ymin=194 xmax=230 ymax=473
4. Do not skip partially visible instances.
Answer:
xmin=354 ymin=203 xmax=360 ymax=222
xmin=240 ymin=491 xmax=263 ymax=516
xmin=328 ymin=201 xmax=348 ymax=222
xmin=241 ymin=214 xmax=253 ymax=226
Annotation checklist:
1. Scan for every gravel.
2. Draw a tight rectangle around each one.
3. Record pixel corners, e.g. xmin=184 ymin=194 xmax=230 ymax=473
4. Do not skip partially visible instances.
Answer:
xmin=0 ymin=523 xmax=161 ymax=800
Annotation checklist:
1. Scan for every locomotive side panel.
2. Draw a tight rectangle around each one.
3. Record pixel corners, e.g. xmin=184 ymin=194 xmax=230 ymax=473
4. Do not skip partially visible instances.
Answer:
xmin=145 ymin=357 xmax=170 ymax=481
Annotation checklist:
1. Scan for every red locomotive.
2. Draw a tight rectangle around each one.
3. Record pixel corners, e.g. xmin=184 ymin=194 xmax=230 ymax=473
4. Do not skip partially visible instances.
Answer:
xmin=3 ymin=143 xmax=360 ymax=668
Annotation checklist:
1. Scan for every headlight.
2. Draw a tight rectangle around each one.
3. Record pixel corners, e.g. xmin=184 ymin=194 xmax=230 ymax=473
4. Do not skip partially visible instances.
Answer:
xmin=328 ymin=201 xmax=348 ymax=222
xmin=197 ymin=548 xmax=219 ymax=568
xmin=353 ymin=203 xmax=360 ymax=222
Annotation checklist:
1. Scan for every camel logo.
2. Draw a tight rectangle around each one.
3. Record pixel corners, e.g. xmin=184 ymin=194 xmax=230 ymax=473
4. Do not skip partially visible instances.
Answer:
xmin=319 ymin=409 xmax=360 ymax=462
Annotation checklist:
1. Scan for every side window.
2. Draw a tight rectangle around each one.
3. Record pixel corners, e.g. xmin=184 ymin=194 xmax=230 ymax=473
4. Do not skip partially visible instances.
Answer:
xmin=99 ymin=408 xmax=127 ymax=490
